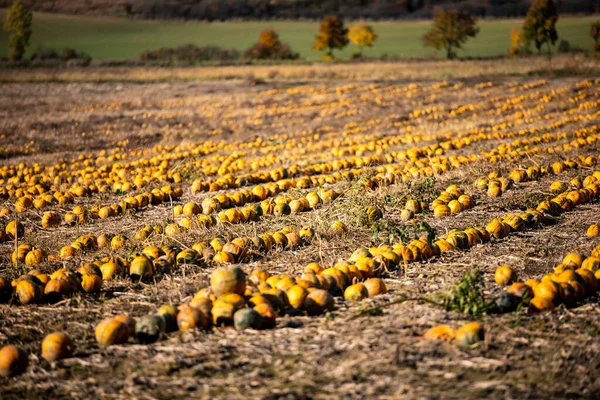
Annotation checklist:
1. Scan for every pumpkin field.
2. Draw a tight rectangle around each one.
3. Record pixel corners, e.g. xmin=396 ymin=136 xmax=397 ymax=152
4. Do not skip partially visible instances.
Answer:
xmin=1 ymin=61 xmax=600 ymax=398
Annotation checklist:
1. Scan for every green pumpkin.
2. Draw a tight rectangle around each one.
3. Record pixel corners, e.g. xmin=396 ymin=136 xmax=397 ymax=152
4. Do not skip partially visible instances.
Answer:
xmin=233 ymin=308 xmax=263 ymax=330
xmin=135 ymin=314 xmax=165 ymax=344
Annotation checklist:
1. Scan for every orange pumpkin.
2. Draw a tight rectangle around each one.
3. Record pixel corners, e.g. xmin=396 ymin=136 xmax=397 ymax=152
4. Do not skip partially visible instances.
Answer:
xmin=41 ymin=332 xmax=76 ymax=362
xmin=0 ymin=345 xmax=28 ymax=377
xmin=95 ymin=318 xmax=129 ymax=346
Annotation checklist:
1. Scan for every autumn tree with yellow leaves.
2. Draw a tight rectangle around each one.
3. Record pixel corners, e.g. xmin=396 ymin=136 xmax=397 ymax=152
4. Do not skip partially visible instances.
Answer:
xmin=313 ymin=16 xmax=348 ymax=59
xmin=348 ymin=23 xmax=378 ymax=58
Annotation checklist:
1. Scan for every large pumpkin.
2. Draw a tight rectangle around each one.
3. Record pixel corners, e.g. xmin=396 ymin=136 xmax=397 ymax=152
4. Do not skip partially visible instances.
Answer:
xmin=210 ymin=266 xmax=246 ymax=297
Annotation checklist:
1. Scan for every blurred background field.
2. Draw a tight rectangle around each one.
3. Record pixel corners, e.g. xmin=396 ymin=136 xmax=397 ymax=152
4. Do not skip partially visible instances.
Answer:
xmin=0 ymin=11 xmax=596 ymax=61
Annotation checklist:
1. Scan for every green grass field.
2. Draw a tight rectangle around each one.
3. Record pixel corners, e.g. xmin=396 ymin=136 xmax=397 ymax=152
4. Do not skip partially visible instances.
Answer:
xmin=0 ymin=11 xmax=597 ymax=61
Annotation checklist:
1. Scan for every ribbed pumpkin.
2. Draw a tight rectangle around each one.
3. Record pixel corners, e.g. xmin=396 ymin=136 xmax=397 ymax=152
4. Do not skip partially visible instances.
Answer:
xmin=81 ymin=273 xmax=103 ymax=293
xmin=5 ymin=220 xmax=24 ymax=240
xmin=210 ymin=266 xmax=246 ymax=297
xmin=95 ymin=318 xmax=129 ymax=346
xmin=177 ymin=304 xmax=209 ymax=331
xmin=100 ymin=262 xmax=122 ymax=280
xmin=41 ymin=332 xmax=75 ymax=362
xmin=14 ymin=278 xmax=43 ymax=304
xmin=0 ymin=345 xmax=28 ymax=377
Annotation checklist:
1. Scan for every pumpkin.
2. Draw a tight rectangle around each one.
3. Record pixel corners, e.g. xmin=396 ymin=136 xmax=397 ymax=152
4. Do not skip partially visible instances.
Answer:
xmin=494 ymin=266 xmax=516 ymax=286
xmin=210 ymin=266 xmax=246 ymax=297
xmin=253 ymin=303 xmax=277 ymax=328
xmin=177 ymin=304 xmax=209 ymax=331
xmin=157 ymin=304 xmax=178 ymax=332
xmin=328 ymin=220 xmax=348 ymax=237
xmin=129 ymin=255 xmax=154 ymax=281
xmin=81 ymin=273 xmax=102 ymax=293
xmin=363 ymin=278 xmax=387 ymax=297
xmin=507 ymin=282 xmax=533 ymax=299
xmin=95 ymin=318 xmax=129 ymax=346
xmin=304 ymin=289 xmax=334 ymax=316
xmin=0 ymin=277 xmax=12 ymax=302
xmin=343 ymin=284 xmax=369 ymax=301
xmin=114 ymin=315 xmax=136 ymax=337
xmin=234 ymin=308 xmax=264 ymax=330
xmin=587 ymin=224 xmax=600 ymax=237
xmin=5 ymin=220 xmax=24 ymax=240
xmin=563 ymin=253 xmax=584 ymax=268
xmin=135 ymin=315 xmax=166 ymax=344
xmin=100 ymin=262 xmax=122 ymax=280
xmin=286 ymin=285 xmax=309 ymax=309
xmin=212 ymin=302 xmax=235 ymax=326
xmin=0 ymin=345 xmax=28 ymax=377
xmin=110 ymin=235 xmax=127 ymax=249
xmin=215 ymin=293 xmax=245 ymax=310
xmin=423 ymin=325 xmax=456 ymax=341
xmin=44 ymin=278 xmax=73 ymax=302
xmin=455 ymin=322 xmax=484 ymax=346
xmin=41 ymin=332 xmax=75 ymax=362
xmin=14 ymin=278 xmax=43 ymax=304
xmin=529 ymin=296 xmax=555 ymax=312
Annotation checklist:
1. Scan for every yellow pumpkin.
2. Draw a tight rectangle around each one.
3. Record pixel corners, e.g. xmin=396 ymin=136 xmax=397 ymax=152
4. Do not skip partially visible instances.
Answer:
xmin=210 ymin=266 xmax=246 ymax=297
xmin=494 ymin=266 xmax=517 ymax=286
xmin=95 ymin=318 xmax=129 ymax=346
xmin=455 ymin=322 xmax=484 ymax=346
xmin=343 ymin=283 xmax=369 ymax=301
xmin=177 ymin=304 xmax=209 ymax=330
xmin=363 ymin=278 xmax=387 ymax=297
xmin=81 ymin=273 xmax=102 ymax=293
xmin=304 ymin=289 xmax=334 ymax=316
xmin=41 ymin=332 xmax=75 ymax=362
xmin=0 ymin=345 xmax=28 ymax=377
xmin=286 ymin=285 xmax=309 ymax=309
xmin=423 ymin=325 xmax=456 ymax=341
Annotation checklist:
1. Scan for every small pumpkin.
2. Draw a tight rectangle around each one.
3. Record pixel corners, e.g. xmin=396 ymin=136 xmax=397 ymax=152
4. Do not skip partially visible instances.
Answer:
xmin=494 ymin=266 xmax=516 ymax=286
xmin=157 ymin=304 xmax=179 ymax=332
xmin=455 ymin=322 xmax=484 ymax=346
xmin=423 ymin=325 xmax=456 ymax=341
xmin=44 ymin=278 xmax=73 ymax=302
xmin=95 ymin=318 xmax=129 ymax=346
xmin=343 ymin=283 xmax=369 ymax=301
xmin=0 ymin=345 xmax=28 ymax=377
xmin=211 ymin=302 xmax=236 ymax=327
xmin=286 ymin=285 xmax=309 ymax=309
xmin=41 ymin=332 xmax=76 ymax=362
xmin=135 ymin=314 xmax=166 ymax=344
xmin=233 ymin=308 xmax=264 ymax=330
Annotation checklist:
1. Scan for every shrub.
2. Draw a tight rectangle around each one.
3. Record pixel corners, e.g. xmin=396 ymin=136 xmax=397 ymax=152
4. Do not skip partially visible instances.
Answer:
xmin=243 ymin=29 xmax=299 ymax=61
xmin=139 ymin=44 xmax=239 ymax=64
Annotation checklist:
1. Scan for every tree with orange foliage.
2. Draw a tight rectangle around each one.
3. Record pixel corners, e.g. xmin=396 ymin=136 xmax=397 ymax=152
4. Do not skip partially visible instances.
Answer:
xmin=348 ymin=22 xmax=378 ymax=57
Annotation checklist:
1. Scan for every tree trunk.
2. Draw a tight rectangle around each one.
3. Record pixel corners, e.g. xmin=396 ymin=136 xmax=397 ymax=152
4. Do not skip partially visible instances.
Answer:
xmin=546 ymin=37 xmax=552 ymax=68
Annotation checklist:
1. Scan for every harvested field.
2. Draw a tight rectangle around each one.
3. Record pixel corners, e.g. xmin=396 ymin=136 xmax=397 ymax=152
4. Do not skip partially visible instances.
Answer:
xmin=1 ymin=61 xmax=600 ymax=399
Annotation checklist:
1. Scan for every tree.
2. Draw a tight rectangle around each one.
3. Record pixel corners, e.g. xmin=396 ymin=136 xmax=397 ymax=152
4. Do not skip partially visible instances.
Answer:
xmin=509 ymin=27 xmax=522 ymax=56
xmin=348 ymin=22 xmax=378 ymax=57
xmin=591 ymin=21 xmax=600 ymax=53
xmin=422 ymin=8 xmax=479 ymax=60
xmin=3 ymin=0 xmax=33 ymax=61
xmin=313 ymin=16 xmax=348 ymax=58
xmin=522 ymin=0 xmax=558 ymax=63
xmin=243 ymin=29 xmax=299 ymax=60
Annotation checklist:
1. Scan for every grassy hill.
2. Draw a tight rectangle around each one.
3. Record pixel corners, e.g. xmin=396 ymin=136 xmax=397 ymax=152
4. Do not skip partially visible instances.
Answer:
xmin=0 ymin=11 xmax=597 ymax=61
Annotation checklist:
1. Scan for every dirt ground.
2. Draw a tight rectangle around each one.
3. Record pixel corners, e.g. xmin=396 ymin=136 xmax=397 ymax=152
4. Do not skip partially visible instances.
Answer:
xmin=1 ymin=66 xmax=600 ymax=399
